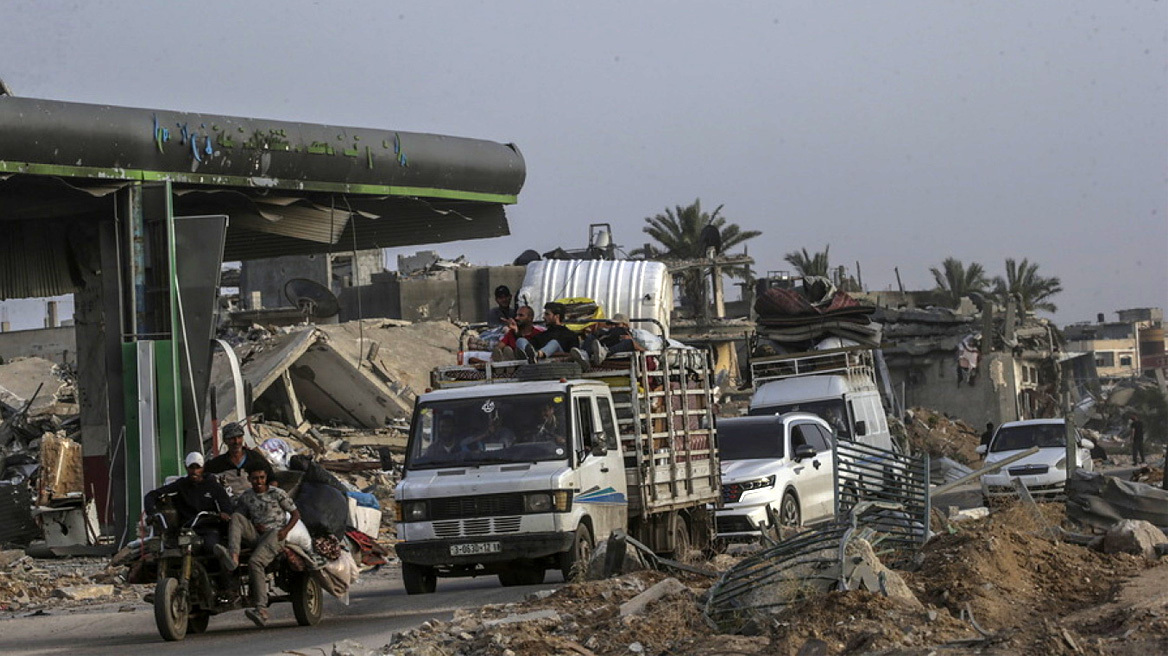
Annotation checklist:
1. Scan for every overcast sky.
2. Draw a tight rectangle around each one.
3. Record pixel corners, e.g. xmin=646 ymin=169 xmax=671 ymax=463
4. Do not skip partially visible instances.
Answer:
xmin=1 ymin=1 xmax=1164 ymax=330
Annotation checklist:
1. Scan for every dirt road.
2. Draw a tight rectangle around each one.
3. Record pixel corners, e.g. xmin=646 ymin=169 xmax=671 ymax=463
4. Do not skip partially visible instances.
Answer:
xmin=0 ymin=566 xmax=562 ymax=656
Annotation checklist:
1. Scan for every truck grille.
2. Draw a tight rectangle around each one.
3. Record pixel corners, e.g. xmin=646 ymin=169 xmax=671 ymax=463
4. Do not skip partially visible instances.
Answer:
xmin=433 ymin=516 xmax=523 ymax=538
xmin=430 ymin=493 xmax=526 ymax=520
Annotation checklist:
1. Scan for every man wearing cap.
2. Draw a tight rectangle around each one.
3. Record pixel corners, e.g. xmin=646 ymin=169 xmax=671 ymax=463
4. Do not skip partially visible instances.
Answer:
xmin=144 ymin=451 xmax=233 ymax=551
xmin=571 ymin=313 xmax=643 ymax=369
xmin=487 ymin=285 xmax=515 ymax=327
xmin=205 ymin=422 xmax=275 ymax=495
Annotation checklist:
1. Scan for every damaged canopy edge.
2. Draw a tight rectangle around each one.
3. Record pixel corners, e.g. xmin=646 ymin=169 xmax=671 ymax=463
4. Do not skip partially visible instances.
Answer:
xmin=0 ymin=96 xmax=525 ymax=203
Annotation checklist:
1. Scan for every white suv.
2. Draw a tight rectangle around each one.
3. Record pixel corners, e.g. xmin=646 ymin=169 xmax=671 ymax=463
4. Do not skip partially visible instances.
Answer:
xmin=977 ymin=418 xmax=1094 ymax=502
xmin=715 ymin=413 xmax=836 ymax=540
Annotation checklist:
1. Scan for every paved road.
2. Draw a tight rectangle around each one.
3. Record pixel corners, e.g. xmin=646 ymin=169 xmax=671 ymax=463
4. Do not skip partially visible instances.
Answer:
xmin=0 ymin=566 xmax=563 ymax=656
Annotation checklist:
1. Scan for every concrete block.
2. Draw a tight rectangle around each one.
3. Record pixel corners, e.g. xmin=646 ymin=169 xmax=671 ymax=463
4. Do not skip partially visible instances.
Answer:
xmin=52 ymin=584 xmax=114 ymax=600
xmin=1102 ymin=519 xmax=1168 ymax=560
xmin=482 ymin=609 xmax=561 ymax=628
xmin=619 ymin=577 xmax=690 ymax=617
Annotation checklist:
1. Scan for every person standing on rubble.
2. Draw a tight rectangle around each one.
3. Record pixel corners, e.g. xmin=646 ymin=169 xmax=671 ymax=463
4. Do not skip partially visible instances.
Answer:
xmin=980 ymin=422 xmax=995 ymax=449
xmin=215 ymin=468 xmax=300 ymax=628
xmin=205 ymin=422 xmax=275 ymax=495
xmin=487 ymin=285 xmax=515 ymax=327
xmin=1129 ymin=413 xmax=1146 ymax=465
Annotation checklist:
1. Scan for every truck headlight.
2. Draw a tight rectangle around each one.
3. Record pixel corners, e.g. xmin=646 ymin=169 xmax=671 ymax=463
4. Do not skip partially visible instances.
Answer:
xmin=524 ymin=492 xmax=552 ymax=513
xmin=399 ymin=500 xmax=429 ymax=522
xmin=740 ymin=475 xmax=776 ymax=491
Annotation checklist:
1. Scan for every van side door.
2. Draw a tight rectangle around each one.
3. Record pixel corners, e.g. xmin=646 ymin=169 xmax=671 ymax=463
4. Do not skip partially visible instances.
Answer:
xmin=571 ymin=392 xmax=628 ymax=542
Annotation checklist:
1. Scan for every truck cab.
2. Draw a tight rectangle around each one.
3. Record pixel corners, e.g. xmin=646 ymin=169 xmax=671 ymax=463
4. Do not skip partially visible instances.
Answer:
xmin=394 ymin=379 xmax=627 ymax=593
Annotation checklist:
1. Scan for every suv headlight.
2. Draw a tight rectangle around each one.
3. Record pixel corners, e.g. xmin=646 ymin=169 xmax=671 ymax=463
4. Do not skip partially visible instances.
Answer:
xmin=399 ymin=500 xmax=429 ymax=522
xmin=739 ymin=475 xmax=776 ymax=491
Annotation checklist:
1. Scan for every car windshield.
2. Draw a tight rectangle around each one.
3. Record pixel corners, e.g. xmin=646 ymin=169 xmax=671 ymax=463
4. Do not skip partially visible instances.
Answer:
xmin=406 ymin=393 xmax=570 ymax=469
xmin=718 ymin=420 xmax=784 ymax=461
xmin=750 ymin=399 xmax=849 ymax=437
xmin=991 ymin=423 xmax=1067 ymax=452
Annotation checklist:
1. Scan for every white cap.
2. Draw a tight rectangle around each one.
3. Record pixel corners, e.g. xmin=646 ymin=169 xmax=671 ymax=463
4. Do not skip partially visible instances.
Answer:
xmin=185 ymin=452 xmax=205 ymax=468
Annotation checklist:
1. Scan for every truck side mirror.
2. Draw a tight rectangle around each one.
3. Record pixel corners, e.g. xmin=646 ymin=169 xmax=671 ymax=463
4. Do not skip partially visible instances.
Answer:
xmin=854 ymin=420 xmax=867 ymax=436
xmin=591 ymin=442 xmax=608 ymax=458
xmin=975 ymin=444 xmax=987 ymax=455
xmin=793 ymin=444 xmax=816 ymax=461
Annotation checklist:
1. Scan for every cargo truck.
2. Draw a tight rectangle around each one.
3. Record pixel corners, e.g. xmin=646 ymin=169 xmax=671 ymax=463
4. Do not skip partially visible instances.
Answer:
xmin=393 ymin=344 xmax=720 ymax=593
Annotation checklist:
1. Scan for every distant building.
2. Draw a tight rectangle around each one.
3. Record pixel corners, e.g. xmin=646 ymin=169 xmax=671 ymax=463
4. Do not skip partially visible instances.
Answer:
xmin=1064 ymin=307 xmax=1164 ymax=378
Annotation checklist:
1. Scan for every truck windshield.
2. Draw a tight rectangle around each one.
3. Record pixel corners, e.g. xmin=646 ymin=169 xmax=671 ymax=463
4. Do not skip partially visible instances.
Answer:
xmin=749 ymin=399 xmax=849 ymax=437
xmin=406 ymin=393 xmax=570 ymax=469
xmin=718 ymin=421 xmax=784 ymax=461
xmin=991 ymin=423 xmax=1068 ymax=452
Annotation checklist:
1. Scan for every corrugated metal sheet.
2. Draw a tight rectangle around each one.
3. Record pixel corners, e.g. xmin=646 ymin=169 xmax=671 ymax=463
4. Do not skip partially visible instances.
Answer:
xmin=517 ymin=260 xmax=673 ymax=335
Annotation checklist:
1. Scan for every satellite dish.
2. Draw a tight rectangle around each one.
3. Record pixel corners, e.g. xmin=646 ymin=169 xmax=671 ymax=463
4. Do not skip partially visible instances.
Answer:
xmin=283 ymin=278 xmax=340 ymax=320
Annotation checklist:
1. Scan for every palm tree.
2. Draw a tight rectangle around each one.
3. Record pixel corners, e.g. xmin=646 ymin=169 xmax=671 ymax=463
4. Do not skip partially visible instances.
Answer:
xmin=930 ymin=257 xmax=990 ymax=308
xmin=992 ymin=258 xmax=1062 ymax=313
xmin=632 ymin=199 xmax=761 ymax=313
xmin=784 ymin=245 xmax=831 ymax=277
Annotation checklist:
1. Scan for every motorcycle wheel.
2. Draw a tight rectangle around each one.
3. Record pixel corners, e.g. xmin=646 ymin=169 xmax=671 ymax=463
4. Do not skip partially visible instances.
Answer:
xmin=291 ymin=573 xmax=323 ymax=626
xmin=153 ymin=577 xmax=189 ymax=641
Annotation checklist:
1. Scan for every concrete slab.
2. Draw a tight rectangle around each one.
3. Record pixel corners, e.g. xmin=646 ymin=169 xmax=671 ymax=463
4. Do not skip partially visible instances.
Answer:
xmin=0 ymin=356 xmax=63 ymax=415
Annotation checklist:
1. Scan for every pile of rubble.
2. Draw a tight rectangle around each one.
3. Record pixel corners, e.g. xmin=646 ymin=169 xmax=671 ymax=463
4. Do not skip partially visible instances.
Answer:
xmin=0 ymin=550 xmax=134 ymax=612
xmin=902 ymin=406 xmax=982 ymax=466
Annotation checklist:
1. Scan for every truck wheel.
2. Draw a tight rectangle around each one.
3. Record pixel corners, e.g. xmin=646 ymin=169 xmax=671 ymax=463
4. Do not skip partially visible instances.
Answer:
xmin=779 ymin=491 xmax=801 ymax=527
xmin=187 ymin=612 xmax=210 ymax=635
xmin=291 ymin=573 xmax=323 ymax=626
xmin=498 ymin=567 xmax=547 ymax=587
xmin=516 ymin=362 xmax=583 ymax=381
xmin=153 ymin=577 xmax=189 ymax=641
xmin=402 ymin=563 xmax=437 ymax=595
xmin=559 ymin=523 xmax=594 ymax=581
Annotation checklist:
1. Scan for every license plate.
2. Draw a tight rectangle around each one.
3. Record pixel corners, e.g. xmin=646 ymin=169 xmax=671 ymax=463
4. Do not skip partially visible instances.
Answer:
xmin=449 ymin=541 xmax=501 ymax=556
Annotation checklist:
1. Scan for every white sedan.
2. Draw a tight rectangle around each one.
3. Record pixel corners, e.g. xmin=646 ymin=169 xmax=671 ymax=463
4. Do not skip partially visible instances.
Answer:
xmin=977 ymin=418 xmax=1093 ymax=502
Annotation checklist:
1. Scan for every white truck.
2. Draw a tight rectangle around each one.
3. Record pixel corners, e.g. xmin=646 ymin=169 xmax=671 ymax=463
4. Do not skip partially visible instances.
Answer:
xmin=748 ymin=346 xmax=894 ymax=452
xmin=393 ymin=345 xmax=720 ymax=593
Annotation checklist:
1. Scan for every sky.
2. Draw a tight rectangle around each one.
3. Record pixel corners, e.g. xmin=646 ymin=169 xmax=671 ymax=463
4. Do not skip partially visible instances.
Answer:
xmin=0 ymin=0 xmax=1164 ymax=330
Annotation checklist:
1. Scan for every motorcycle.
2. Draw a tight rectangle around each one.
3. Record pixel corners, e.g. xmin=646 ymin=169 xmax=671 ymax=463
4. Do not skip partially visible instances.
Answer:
xmin=142 ymin=503 xmax=323 ymax=641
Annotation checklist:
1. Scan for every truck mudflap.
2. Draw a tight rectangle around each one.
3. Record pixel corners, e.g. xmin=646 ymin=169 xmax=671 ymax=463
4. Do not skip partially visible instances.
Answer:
xmin=396 ymin=531 xmax=575 ymax=567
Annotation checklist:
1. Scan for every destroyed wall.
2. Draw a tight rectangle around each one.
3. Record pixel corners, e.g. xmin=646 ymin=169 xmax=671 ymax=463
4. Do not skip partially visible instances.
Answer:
xmin=238 ymin=253 xmax=330 ymax=310
xmin=879 ymin=306 xmax=1056 ymax=428
xmin=339 ymin=265 xmax=525 ymax=324
xmin=0 ymin=326 xmax=76 ymax=366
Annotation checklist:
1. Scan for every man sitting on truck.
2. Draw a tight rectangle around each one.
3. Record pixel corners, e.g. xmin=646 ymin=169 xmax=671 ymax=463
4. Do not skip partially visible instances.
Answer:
xmin=571 ymin=313 xmax=644 ymax=369
xmin=519 ymin=302 xmax=580 ymax=362
xmin=493 ymin=305 xmax=545 ymax=361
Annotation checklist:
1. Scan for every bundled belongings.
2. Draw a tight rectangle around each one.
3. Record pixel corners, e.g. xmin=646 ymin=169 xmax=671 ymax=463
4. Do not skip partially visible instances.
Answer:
xmin=752 ymin=277 xmax=879 ymax=351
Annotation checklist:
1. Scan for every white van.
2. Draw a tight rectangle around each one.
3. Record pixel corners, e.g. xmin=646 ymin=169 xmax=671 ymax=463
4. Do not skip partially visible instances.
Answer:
xmin=749 ymin=347 xmax=893 ymax=452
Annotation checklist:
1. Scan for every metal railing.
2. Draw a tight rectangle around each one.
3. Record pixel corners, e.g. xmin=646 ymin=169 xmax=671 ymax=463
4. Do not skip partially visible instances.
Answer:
xmin=833 ymin=439 xmax=930 ymax=566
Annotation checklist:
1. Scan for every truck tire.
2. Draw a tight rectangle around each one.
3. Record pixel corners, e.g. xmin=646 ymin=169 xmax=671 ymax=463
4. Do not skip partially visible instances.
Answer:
xmin=779 ymin=491 xmax=801 ymax=527
xmin=498 ymin=566 xmax=547 ymax=587
xmin=402 ymin=562 xmax=437 ymax=595
xmin=153 ymin=577 xmax=189 ymax=641
xmin=291 ymin=572 xmax=323 ymax=626
xmin=559 ymin=523 xmax=594 ymax=581
xmin=516 ymin=362 xmax=582 ymax=381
